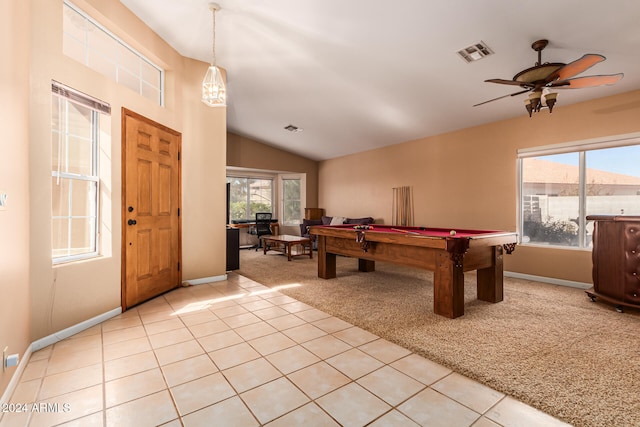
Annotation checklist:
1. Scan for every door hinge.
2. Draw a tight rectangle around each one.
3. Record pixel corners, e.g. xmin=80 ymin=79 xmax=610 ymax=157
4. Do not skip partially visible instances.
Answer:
xmin=178 ymin=151 xmax=181 ymax=161
xmin=177 ymin=262 xmax=181 ymax=271
xmin=177 ymin=208 xmax=180 ymax=216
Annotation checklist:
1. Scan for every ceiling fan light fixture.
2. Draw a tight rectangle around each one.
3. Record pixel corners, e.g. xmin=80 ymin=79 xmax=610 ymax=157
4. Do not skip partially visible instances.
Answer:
xmin=530 ymin=91 xmax=542 ymax=109
xmin=201 ymin=3 xmax=226 ymax=107
xmin=524 ymin=90 xmax=558 ymax=117
xmin=543 ymin=92 xmax=558 ymax=113
xmin=525 ymin=91 xmax=543 ymax=117
xmin=476 ymin=39 xmax=622 ymax=117
xmin=524 ymin=99 xmax=534 ymax=117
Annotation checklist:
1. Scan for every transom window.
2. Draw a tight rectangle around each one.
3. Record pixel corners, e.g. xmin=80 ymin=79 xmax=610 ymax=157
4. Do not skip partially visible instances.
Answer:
xmin=518 ymin=135 xmax=640 ymax=248
xmin=62 ymin=1 xmax=164 ymax=105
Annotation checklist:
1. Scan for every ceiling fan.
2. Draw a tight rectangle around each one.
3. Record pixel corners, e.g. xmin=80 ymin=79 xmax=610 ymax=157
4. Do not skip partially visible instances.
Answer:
xmin=474 ymin=39 xmax=623 ymax=116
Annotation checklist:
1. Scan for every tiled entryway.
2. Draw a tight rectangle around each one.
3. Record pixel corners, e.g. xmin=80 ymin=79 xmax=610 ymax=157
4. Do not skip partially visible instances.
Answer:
xmin=0 ymin=273 xmax=570 ymax=426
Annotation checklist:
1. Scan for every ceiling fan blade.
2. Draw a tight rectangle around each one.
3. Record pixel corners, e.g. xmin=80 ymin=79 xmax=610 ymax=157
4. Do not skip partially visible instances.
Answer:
xmin=485 ymin=78 xmax=531 ymax=87
xmin=473 ymin=89 xmax=531 ymax=107
xmin=550 ymin=73 xmax=624 ymax=89
xmin=545 ymin=54 xmax=605 ymax=83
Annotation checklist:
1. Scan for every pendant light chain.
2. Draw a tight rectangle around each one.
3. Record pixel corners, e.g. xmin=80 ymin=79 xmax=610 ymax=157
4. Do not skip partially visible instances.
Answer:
xmin=211 ymin=6 xmax=217 ymax=66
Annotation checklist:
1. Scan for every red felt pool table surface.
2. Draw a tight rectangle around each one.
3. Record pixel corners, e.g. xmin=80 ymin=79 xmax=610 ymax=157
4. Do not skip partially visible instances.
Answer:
xmin=309 ymin=224 xmax=518 ymax=318
xmin=322 ymin=224 xmax=507 ymax=238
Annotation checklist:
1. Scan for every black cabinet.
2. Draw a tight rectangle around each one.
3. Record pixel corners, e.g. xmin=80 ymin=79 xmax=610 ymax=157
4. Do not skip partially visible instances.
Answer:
xmin=226 ymin=227 xmax=240 ymax=271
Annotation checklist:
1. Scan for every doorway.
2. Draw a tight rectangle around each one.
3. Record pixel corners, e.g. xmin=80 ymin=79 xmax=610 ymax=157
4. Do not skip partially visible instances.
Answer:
xmin=121 ymin=108 xmax=182 ymax=310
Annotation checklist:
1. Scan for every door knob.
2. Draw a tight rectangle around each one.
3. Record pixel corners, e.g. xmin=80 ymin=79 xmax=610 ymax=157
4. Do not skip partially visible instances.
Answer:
xmin=128 ymin=219 xmax=137 ymax=226
xmin=128 ymin=206 xmax=134 ymax=212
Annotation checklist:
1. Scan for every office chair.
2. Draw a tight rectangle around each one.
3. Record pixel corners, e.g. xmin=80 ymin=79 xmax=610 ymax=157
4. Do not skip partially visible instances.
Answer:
xmin=253 ymin=212 xmax=273 ymax=251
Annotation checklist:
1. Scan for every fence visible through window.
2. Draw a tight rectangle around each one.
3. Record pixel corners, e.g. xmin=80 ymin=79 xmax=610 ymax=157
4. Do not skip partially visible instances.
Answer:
xmin=519 ymin=139 xmax=640 ymax=248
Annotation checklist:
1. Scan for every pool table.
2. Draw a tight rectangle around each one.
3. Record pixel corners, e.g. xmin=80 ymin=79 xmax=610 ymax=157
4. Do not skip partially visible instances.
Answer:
xmin=309 ymin=224 xmax=517 ymax=318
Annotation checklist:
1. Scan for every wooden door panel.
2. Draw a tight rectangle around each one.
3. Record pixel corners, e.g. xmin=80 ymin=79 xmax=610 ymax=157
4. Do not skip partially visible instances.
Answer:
xmin=159 ymin=138 xmax=172 ymax=156
xmin=122 ymin=109 xmax=181 ymax=309
xmin=137 ymin=159 xmax=153 ymax=215
xmin=158 ymin=164 xmax=172 ymax=215
xmin=136 ymin=129 xmax=152 ymax=149
xmin=136 ymin=229 xmax=152 ymax=278
xmin=158 ymin=227 xmax=172 ymax=272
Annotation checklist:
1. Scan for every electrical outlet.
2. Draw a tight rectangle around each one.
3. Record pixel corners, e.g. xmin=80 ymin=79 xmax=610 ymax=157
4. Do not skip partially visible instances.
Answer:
xmin=5 ymin=354 xmax=18 ymax=368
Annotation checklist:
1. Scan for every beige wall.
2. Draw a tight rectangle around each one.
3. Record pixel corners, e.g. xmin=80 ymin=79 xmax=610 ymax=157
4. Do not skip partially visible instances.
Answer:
xmin=319 ymin=89 xmax=640 ymax=283
xmin=227 ymin=132 xmax=320 ymax=210
xmin=24 ymin=0 xmax=227 ymax=352
xmin=0 ymin=0 xmax=32 ymax=396
xmin=181 ymin=59 xmax=227 ymax=279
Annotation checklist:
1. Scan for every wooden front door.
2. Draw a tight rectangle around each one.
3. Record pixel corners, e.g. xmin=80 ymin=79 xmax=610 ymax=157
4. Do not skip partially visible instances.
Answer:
xmin=122 ymin=109 xmax=182 ymax=310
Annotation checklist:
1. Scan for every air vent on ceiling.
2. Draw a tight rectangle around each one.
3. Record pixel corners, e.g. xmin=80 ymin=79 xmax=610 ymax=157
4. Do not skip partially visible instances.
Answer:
xmin=457 ymin=41 xmax=494 ymax=63
xmin=284 ymin=124 xmax=303 ymax=133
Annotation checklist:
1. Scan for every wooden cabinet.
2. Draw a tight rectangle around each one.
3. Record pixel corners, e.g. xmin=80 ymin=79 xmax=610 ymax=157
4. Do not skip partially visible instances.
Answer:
xmin=304 ymin=208 xmax=325 ymax=220
xmin=586 ymin=215 xmax=640 ymax=312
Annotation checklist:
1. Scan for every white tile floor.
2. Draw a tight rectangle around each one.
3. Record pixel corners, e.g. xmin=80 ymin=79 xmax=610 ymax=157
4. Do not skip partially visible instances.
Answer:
xmin=0 ymin=273 xmax=571 ymax=426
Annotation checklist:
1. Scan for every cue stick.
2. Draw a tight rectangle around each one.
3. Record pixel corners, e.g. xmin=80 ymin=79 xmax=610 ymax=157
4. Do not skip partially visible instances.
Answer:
xmin=404 ymin=186 xmax=408 ymax=226
xmin=395 ymin=187 xmax=400 ymax=226
xmin=392 ymin=188 xmax=395 ymax=226
xmin=393 ymin=187 xmax=398 ymax=226
xmin=408 ymin=186 xmax=413 ymax=226
xmin=400 ymin=186 xmax=404 ymax=226
xmin=407 ymin=186 xmax=411 ymax=226
xmin=390 ymin=227 xmax=420 ymax=235
xmin=400 ymin=186 xmax=405 ymax=226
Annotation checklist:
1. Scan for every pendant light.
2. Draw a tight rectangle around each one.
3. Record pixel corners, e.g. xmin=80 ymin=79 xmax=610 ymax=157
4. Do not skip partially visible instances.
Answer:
xmin=201 ymin=3 xmax=226 ymax=107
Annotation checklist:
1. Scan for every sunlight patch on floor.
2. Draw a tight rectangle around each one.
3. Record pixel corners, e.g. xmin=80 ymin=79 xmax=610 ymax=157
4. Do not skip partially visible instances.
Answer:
xmin=248 ymin=283 xmax=303 ymax=296
xmin=172 ymin=293 xmax=247 ymax=315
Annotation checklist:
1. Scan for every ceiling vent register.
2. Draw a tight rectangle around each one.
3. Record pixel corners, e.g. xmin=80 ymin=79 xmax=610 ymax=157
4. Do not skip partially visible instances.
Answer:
xmin=457 ymin=41 xmax=494 ymax=63
xmin=284 ymin=124 xmax=303 ymax=133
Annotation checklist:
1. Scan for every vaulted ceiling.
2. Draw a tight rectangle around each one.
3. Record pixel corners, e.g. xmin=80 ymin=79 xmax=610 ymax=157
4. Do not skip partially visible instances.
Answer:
xmin=120 ymin=0 xmax=640 ymax=160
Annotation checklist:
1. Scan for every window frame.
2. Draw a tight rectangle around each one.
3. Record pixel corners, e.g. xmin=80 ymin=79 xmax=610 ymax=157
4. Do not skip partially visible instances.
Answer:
xmin=226 ymin=174 xmax=275 ymax=221
xmin=51 ymin=81 xmax=110 ymax=264
xmin=279 ymin=173 xmax=306 ymax=226
xmin=517 ymin=132 xmax=640 ymax=250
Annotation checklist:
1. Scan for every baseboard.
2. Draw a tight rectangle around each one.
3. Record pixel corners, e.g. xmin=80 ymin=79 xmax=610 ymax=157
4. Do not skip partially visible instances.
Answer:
xmin=31 ymin=307 xmax=122 ymax=352
xmin=1 ymin=307 xmax=121 ymax=407
xmin=182 ymin=275 xmax=227 ymax=286
xmin=505 ymin=271 xmax=591 ymax=290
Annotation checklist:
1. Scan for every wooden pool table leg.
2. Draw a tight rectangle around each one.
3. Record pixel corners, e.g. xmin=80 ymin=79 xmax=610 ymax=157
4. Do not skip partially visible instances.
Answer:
xmin=317 ymin=236 xmax=336 ymax=279
xmin=358 ymin=259 xmax=375 ymax=272
xmin=477 ymin=245 xmax=503 ymax=303
xmin=434 ymin=251 xmax=464 ymax=318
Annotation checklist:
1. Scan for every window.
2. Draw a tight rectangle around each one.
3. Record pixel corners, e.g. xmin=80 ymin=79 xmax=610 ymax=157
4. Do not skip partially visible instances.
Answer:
xmin=51 ymin=82 xmax=110 ymax=263
xmin=281 ymin=174 xmax=306 ymax=226
xmin=518 ymin=135 xmax=640 ymax=248
xmin=62 ymin=1 xmax=164 ymax=105
xmin=227 ymin=176 xmax=273 ymax=221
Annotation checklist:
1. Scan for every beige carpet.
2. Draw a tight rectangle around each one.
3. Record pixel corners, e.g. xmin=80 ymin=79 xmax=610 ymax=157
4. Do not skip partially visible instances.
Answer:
xmin=237 ymin=249 xmax=640 ymax=427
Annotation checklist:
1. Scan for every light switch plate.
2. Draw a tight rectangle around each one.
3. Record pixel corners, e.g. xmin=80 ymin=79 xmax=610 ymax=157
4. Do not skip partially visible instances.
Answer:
xmin=0 ymin=191 xmax=7 ymax=211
